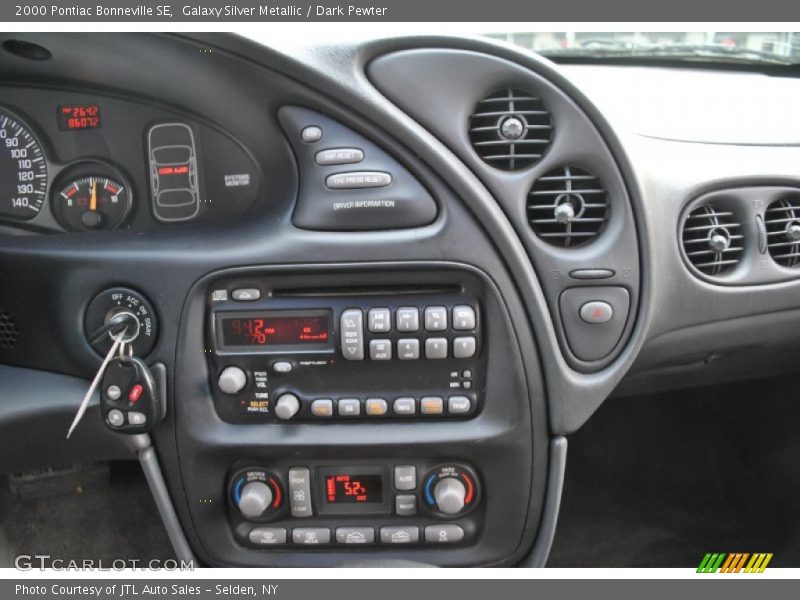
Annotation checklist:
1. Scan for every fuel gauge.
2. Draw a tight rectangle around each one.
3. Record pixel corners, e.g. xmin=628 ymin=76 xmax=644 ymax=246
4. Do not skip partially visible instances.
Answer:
xmin=52 ymin=163 xmax=132 ymax=232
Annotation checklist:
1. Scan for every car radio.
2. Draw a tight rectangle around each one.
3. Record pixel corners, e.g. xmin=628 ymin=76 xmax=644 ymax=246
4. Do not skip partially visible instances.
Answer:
xmin=205 ymin=284 xmax=485 ymax=423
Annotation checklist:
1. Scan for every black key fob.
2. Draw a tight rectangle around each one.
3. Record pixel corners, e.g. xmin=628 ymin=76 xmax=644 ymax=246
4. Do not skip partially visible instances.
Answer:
xmin=100 ymin=356 xmax=164 ymax=433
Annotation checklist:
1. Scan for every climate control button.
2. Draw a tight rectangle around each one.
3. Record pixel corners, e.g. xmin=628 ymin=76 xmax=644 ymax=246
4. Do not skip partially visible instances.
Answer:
xmin=238 ymin=481 xmax=273 ymax=519
xmin=230 ymin=468 xmax=284 ymax=521
xmin=433 ymin=477 xmax=466 ymax=515
xmin=422 ymin=464 xmax=479 ymax=517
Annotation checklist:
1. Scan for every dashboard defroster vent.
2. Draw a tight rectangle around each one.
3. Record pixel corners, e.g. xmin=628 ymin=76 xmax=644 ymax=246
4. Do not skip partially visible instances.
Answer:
xmin=527 ymin=166 xmax=608 ymax=247
xmin=468 ymin=89 xmax=552 ymax=171
xmin=681 ymin=205 xmax=743 ymax=276
xmin=765 ymin=197 xmax=800 ymax=268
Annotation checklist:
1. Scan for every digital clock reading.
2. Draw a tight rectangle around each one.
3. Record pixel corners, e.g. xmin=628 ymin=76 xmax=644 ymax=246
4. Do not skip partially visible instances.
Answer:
xmin=57 ymin=104 xmax=101 ymax=131
xmin=220 ymin=313 xmax=330 ymax=348
xmin=325 ymin=474 xmax=383 ymax=504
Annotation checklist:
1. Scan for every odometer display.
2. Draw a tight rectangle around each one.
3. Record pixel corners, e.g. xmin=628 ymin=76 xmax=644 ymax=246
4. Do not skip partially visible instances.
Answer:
xmin=0 ymin=109 xmax=47 ymax=220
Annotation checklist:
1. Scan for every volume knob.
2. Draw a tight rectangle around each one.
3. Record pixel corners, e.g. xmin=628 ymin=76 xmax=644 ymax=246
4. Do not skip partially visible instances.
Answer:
xmin=218 ymin=366 xmax=247 ymax=395
xmin=237 ymin=481 xmax=273 ymax=519
xmin=274 ymin=393 xmax=300 ymax=420
xmin=433 ymin=477 xmax=467 ymax=515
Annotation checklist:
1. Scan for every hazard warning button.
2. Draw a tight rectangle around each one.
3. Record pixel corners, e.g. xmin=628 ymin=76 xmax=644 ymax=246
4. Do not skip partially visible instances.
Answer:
xmin=579 ymin=301 xmax=614 ymax=324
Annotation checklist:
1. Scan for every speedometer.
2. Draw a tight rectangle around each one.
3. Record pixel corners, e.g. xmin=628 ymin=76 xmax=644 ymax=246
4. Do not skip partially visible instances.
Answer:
xmin=0 ymin=109 xmax=48 ymax=220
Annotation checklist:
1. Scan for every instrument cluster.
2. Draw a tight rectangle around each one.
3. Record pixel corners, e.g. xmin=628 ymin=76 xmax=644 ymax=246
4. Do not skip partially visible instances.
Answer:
xmin=0 ymin=88 xmax=262 ymax=234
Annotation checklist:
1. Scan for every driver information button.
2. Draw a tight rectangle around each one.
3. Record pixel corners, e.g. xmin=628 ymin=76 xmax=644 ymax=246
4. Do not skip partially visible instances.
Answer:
xmin=326 ymin=171 xmax=392 ymax=189
xmin=315 ymin=148 xmax=365 ymax=166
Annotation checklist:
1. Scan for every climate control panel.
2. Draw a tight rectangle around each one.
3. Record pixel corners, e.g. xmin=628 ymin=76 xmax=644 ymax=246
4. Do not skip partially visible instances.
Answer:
xmin=206 ymin=284 xmax=485 ymax=424
xmin=227 ymin=461 xmax=482 ymax=549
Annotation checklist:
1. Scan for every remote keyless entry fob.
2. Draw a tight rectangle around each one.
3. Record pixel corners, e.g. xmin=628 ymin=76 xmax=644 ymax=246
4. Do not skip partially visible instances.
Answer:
xmin=99 ymin=356 xmax=164 ymax=433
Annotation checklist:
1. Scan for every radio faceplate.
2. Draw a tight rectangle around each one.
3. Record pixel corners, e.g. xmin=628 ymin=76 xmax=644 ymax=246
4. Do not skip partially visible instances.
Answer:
xmin=206 ymin=283 xmax=485 ymax=423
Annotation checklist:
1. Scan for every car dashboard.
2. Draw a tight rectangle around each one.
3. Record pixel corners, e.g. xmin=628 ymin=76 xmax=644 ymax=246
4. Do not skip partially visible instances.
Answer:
xmin=0 ymin=32 xmax=799 ymax=568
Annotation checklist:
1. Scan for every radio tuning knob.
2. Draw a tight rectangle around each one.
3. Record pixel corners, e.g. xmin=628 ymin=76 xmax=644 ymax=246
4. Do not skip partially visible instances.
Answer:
xmin=274 ymin=393 xmax=300 ymax=420
xmin=433 ymin=477 xmax=467 ymax=515
xmin=218 ymin=366 xmax=247 ymax=395
xmin=237 ymin=481 xmax=273 ymax=519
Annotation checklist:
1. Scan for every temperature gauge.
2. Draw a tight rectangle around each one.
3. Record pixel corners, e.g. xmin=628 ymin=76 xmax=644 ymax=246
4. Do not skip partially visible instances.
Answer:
xmin=53 ymin=164 xmax=132 ymax=231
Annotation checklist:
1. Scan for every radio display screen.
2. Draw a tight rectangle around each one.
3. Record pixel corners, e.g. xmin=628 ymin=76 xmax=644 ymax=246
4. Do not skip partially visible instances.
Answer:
xmin=324 ymin=473 xmax=383 ymax=504
xmin=217 ymin=310 xmax=332 ymax=349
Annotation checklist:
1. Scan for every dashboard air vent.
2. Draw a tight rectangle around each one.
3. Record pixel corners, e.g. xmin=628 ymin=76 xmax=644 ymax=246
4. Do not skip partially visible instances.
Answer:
xmin=765 ymin=197 xmax=800 ymax=268
xmin=527 ymin=166 xmax=608 ymax=247
xmin=681 ymin=205 xmax=743 ymax=276
xmin=468 ymin=89 xmax=552 ymax=171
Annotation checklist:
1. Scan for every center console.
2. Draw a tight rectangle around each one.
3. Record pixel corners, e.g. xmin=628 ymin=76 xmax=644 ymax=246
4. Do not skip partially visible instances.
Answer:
xmin=172 ymin=263 xmax=539 ymax=567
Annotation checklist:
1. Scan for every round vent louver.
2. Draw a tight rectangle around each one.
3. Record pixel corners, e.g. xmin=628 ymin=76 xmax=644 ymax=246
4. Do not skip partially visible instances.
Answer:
xmin=527 ymin=166 xmax=608 ymax=247
xmin=468 ymin=89 xmax=552 ymax=171
xmin=765 ymin=197 xmax=800 ymax=268
xmin=681 ymin=205 xmax=744 ymax=276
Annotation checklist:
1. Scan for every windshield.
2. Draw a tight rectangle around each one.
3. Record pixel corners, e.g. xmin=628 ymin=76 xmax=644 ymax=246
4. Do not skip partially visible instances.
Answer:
xmin=482 ymin=32 xmax=800 ymax=65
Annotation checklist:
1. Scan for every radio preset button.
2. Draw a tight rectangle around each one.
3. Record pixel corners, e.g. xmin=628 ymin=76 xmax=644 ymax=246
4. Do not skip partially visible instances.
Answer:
xmin=448 ymin=395 xmax=471 ymax=414
xmin=397 ymin=339 xmax=420 ymax=360
xmin=292 ymin=527 xmax=331 ymax=545
xmin=369 ymin=339 xmax=392 ymax=361
xmin=453 ymin=336 xmax=477 ymax=359
xmin=453 ymin=305 xmax=476 ymax=330
xmin=424 ymin=306 xmax=448 ymax=331
xmin=394 ymin=465 xmax=417 ymax=490
xmin=380 ymin=526 xmax=419 ymax=545
xmin=310 ymin=398 xmax=334 ymax=417
xmin=425 ymin=337 xmax=448 ymax=359
xmin=338 ymin=398 xmax=361 ymax=417
xmin=365 ymin=398 xmax=388 ymax=416
xmin=396 ymin=307 xmax=420 ymax=332
xmin=395 ymin=494 xmax=417 ymax=516
xmin=420 ymin=396 xmax=444 ymax=415
xmin=393 ymin=397 xmax=416 ymax=415
xmin=367 ymin=308 xmax=391 ymax=333
xmin=249 ymin=527 xmax=287 ymax=546
xmin=340 ymin=309 xmax=364 ymax=361
xmin=274 ymin=393 xmax=301 ymax=420
xmin=425 ymin=524 xmax=465 ymax=544
xmin=336 ymin=527 xmax=375 ymax=545
xmin=218 ymin=366 xmax=247 ymax=395
xmin=288 ymin=467 xmax=313 ymax=518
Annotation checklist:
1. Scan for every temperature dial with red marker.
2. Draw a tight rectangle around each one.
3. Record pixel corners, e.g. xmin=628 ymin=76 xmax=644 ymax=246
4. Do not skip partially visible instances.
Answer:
xmin=54 ymin=175 xmax=131 ymax=231
xmin=422 ymin=464 xmax=480 ymax=518
xmin=229 ymin=467 xmax=285 ymax=522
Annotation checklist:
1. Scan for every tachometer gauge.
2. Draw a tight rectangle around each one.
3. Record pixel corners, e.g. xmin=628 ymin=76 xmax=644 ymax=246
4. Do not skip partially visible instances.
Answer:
xmin=53 ymin=174 xmax=131 ymax=232
xmin=0 ymin=108 xmax=48 ymax=220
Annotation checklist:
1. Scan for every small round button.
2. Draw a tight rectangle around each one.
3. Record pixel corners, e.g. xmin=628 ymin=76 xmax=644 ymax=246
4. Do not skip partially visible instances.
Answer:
xmin=274 ymin=393 xmax=300 ymax=420
xmin=218 ymin=366 xmax=247 ymax=395
xmin=433 ymin=477 xmax=467 ymax=515
xmin=237 ymin=481 xmax=273 ymax=519
xmin=106 ymin=409 xmax=125 ymax=428
xmin=106 ymin=385 xmax=121 ymax=401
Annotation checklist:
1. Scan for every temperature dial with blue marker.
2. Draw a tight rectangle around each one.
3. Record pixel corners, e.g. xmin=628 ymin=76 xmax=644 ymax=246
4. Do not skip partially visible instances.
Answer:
xmin=229 ymin=467 xmax=284 ymax=522
xmin=422 ymin=464 xmax=480 ymax=518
